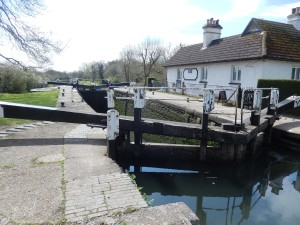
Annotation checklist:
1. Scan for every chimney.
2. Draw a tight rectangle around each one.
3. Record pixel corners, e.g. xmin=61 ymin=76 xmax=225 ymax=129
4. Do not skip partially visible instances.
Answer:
xmin=288 ymin=7 xmax=300 ymax=31
xmin=202 ymin=18 xmax=223 ymax=49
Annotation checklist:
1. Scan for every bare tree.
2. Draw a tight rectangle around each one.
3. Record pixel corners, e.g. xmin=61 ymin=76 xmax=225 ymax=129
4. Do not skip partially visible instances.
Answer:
xmin=136 ymin=37 xmax=165 ymax=86
xmin=163 ymin=42 xmax=182 ymax=61
xmin=120 ymin=45 xmax=135 ymax=82
xmin=0 ymin=0 xmax=63 ymax=68
xmin=79 ymin=63 xmax=92 ymax=81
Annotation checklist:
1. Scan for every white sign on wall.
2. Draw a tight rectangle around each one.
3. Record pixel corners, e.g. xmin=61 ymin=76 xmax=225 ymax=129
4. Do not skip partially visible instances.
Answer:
xmin=183 ymin=68 xmax=198 ymax=80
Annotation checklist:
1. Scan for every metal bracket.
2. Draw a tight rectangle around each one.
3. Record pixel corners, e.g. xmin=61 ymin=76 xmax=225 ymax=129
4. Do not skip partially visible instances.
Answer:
xmin=270 ymin=89 xmax=279 ymax=109
xmin=203 ymin=89 xmax=215 ymax=114
xmin=0 ymin=105 xmax=3 ymax=118
xmin=134 ymin=88 xmax=146 ymax=109
xmin=294 ymin=96 xmax=300 ymax=108
xmin=107 ymin=89 xmax=115 ymax=109
xmin=107 ymin=109 xmax=119 ymax=140
xmin=253 ymin=90 xmax=263 ymax=115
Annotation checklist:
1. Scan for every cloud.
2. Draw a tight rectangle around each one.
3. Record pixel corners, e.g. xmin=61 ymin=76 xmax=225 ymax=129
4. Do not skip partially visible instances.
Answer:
xmin=260 ymin=1 xmax=300 ymax=18
xmin=38 ymin=0 xmax=215 ymax=71
xmin=223 ymin=0 xmax=262 ymax=20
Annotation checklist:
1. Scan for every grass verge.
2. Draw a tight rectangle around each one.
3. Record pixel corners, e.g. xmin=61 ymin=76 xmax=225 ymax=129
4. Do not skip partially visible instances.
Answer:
xmin=0 ymin=90 xmax=59 ymax=126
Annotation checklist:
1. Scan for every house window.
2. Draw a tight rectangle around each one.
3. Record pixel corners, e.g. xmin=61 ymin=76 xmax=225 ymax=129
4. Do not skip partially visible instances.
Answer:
xmin=188 ymin=69 xmax=193 ymax=73
xmin=231 ymin=66 xmax=241 ymax=82
xmin=292 ymin=67 xmax=300 ymax=80
xmin=201 ymin=67 xmax=208 ymax=81
xmin=177 ymin=69 xmax=182 ymax=80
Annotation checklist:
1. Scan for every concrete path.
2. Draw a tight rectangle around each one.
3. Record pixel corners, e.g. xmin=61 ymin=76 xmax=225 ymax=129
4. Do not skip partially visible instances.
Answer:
xmin=63 ymin=124 xmax=147 ymax=223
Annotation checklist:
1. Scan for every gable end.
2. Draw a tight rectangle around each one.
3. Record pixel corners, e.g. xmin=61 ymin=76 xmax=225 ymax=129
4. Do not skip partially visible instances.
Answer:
xmin=242 ymin=19 xmax=262 ymax=36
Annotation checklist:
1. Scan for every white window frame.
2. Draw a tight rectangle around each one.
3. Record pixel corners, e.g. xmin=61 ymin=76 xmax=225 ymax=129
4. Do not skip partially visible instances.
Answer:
xmin=177 ymin=69 xmax=182 ymax=80
xmin=291 ymin=67 xmax=300 ymax=80
xmin=231 ymin=66 xmax=241 ymax=82
xmin=201 ymin=67 xmax=208 ymax=81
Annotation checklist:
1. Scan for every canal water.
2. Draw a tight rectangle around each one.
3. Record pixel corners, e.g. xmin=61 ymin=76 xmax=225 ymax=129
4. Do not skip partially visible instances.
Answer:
xmin=118 ymin=149 xmax=300 ymax=225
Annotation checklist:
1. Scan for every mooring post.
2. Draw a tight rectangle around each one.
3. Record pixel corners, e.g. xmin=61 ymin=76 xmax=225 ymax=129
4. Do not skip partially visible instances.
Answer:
xmin=133 ymin=88 xmax=145 ymax=146
xmin=107 ymin=109 xmax=119 ymax=160
xmin=251 ymin=89 xmax=263 ymax=126
xmin=200 ymin=89 xmax=215 ymax=160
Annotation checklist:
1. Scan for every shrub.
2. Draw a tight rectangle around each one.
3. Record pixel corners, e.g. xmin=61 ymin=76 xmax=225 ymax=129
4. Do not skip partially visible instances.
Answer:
xmin=0 ymin=65 xmax=41 ymax=93
xmin=257 ymin=79 xmax=300 ymax=115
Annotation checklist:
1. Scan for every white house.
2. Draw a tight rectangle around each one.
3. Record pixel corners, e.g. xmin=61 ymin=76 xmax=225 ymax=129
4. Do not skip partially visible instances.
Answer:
xmin=165 ymin=7 xmax=300 ymax=97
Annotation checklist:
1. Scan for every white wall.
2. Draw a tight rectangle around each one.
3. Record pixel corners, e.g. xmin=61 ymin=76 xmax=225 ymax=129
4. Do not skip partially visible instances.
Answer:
xmin=166 ymin=59 xmax=300 ymax=97
xmin=167 ymin=59 xmax=300 ymax=86
xmin=261 ymin=60 xmax=300 ymax=80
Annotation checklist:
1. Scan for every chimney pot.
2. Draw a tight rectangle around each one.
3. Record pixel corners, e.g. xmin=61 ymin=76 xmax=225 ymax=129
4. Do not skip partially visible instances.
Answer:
xmin=202 ymin=18 xmax=222 ymax=49
xmin=288 ymin=7 xmax=300 ymax=31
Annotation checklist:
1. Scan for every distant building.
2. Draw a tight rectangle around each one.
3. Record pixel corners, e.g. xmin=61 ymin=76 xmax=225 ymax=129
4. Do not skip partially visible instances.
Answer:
xmin=165 ymin=7 xmax=300 ymax=96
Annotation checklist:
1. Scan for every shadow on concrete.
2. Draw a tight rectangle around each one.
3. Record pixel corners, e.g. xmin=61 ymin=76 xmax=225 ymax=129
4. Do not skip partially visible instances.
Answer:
xmin=0 ymin=138 xmax=106 ymax=147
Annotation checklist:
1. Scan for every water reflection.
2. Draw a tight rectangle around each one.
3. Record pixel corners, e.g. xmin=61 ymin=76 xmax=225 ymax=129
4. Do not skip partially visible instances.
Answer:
xmin=118 ymin=152 xmax=300 ymax=225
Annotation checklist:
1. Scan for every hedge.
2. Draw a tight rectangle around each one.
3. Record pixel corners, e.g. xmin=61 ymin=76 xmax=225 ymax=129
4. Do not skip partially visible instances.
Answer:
xmin=257 ymin=79 xmax=300 ymax=115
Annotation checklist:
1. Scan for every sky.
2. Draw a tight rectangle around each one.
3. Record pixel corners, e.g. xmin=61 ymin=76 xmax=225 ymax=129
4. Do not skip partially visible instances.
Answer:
xmin=3 ymin=0 xmax=300 ymax=72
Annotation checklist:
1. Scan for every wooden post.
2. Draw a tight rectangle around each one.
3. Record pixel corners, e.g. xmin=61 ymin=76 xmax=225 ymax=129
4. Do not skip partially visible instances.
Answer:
xmin=107 ymin=140 xmax=116 ymax=160
xmin=251 ymin=89 xmax=262 ymax=126
xmin=200 ymin=113 xmax=208 ymax=160
xmin=134 ymin=108 xmax=142 ymax=145
xmin=133 ymin=88 xmax=145 ymax=147
xmin=200 ymin=89 xmax=215 ymax=160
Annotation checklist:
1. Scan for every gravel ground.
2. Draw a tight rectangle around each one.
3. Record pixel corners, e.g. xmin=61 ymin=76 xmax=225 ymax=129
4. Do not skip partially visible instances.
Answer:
xmin=0 ymin=122 xmax=78 ymax=224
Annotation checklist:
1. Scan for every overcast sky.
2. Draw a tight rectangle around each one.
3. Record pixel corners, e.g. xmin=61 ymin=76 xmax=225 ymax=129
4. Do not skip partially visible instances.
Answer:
xmin=4 ymin=0 xmax=300 ymax=71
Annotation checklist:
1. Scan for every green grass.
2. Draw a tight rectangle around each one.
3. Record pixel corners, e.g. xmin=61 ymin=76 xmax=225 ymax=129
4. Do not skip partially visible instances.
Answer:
xmin=0 ymin=90 xmax=60 ymax=126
